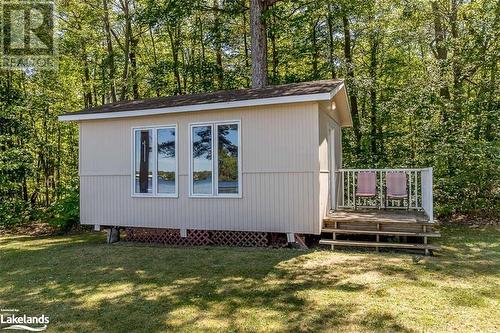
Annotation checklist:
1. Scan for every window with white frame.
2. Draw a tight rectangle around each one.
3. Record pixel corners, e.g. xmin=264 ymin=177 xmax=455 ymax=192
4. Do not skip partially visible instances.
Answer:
xmin=190 ymin=121 xmax=241 ymax=197
xmin=133 ymin=126 xmax=177 ymax=196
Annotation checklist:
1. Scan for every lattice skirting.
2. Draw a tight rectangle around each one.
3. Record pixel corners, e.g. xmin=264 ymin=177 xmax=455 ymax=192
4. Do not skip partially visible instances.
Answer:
xmin=124 ymin=227 xmax=289 ymax=247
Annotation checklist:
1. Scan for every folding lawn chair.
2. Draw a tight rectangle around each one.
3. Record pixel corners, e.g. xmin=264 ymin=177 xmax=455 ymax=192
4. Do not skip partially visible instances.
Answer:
xmin=355 ymin=171 xmax=378 ymax=209
xmin=385 ymin=172 xmax=409 ymax=209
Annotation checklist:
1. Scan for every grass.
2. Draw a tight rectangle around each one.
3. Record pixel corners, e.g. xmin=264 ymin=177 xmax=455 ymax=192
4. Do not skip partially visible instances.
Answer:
xmin=0 ymin=227 xmax=498 ymax=333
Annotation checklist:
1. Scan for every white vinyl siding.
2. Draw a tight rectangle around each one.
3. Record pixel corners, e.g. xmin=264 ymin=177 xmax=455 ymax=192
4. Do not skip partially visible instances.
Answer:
xmin=79 ymin=103 xmax=322 ymax=234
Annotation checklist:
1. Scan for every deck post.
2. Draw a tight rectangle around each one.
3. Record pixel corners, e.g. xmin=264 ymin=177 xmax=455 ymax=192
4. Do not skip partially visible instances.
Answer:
xmin=423 ymin=225 xmax=429 ymax=255
xmin=421 ymin=168 xmax=434 ymax=223
xmin=379 ymin=172 xmax=383 ymax=210
xmin=332 ymin=222 xmax=337 ymax=250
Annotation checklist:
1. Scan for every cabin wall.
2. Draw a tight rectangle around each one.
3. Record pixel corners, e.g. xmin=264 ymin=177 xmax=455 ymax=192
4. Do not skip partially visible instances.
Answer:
xmin=318 ymin=108 xmax=342 ymax=223
xmin=79 ymin=102 xmax=321 ymax=234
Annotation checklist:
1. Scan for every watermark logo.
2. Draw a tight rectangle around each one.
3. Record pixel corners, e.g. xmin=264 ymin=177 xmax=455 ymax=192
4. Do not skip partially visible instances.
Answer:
xmin=1 ymin=1 xmax=57 ymax=70
xmin=0 ymin=309 xmax=49 ymax=331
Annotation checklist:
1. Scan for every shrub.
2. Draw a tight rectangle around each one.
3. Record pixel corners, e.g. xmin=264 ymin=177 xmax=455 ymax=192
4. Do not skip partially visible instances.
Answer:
xmin=47 ymin=184 xmax=79 ymax=232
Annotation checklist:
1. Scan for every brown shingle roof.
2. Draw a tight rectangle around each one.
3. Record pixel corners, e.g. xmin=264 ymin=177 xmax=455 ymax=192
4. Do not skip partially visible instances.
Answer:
xmin=62 ymin=80 xmax=343 ymax=116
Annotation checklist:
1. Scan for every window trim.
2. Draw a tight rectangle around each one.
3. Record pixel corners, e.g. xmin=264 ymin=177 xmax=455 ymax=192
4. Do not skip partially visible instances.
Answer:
xmin=131 ymin=124 xmax=178 ymax=198
xmin=189 ymin=120 xmax=242 ymax=198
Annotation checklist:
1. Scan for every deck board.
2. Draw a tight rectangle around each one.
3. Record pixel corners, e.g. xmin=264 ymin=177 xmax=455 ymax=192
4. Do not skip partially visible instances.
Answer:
xmin=321 ymin=228 xmax=441 ymax=237
xmin=325 ymin=209 xmax=430 ymax=224
xmin=319 ymin=239 xmax=439 ymax=250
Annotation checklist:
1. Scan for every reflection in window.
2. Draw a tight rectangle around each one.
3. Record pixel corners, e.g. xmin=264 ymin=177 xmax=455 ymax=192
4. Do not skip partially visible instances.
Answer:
xmin=157 ymin=128 xmax=176 ymax=194
xmin=192 ymin=125 xmax=213 ymax=195
xmin=217 ymin=124 xmax=239 ymax=194
xmin=135 ymin=129 xmax=153 ymax=193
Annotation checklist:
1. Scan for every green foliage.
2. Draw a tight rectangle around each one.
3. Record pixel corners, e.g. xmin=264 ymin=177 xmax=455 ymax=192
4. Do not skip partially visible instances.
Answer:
xmin=218 ymin=154 xmax=238 ymax=182
xmin=46 ymin=183 xmax=80 ymax=232
xmin=0 ymin=0 xmax=498 ymax=229
xmin=433 ymin=140 xmax=500 ymax=214
xmin=0 ymin=116 xmax=33 ymax=226
xmin=0 ymin=200 xmax=31 ymax=226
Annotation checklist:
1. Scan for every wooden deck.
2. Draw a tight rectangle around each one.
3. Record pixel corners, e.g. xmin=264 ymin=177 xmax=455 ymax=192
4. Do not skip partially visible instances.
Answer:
xmin=325 ymin=209 xmax=430 ymax=224
xmin=320 ymin=209 xmax=440 ymax=255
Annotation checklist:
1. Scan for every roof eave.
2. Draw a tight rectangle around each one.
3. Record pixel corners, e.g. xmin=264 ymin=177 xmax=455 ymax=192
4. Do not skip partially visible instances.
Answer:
xmin=338 ymin=84 xmax=353 ymax=128
xmin=58 ymin=92 xmax=334 ymax=121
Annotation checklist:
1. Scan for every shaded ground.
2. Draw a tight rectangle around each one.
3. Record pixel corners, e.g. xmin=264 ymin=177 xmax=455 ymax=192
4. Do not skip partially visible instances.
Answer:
xmin=0 ymin=227 xmax=498 ymax=332
xmin=0 ymin=221 xmax=58 ymax=237
xmin=439 ymin=212 xmax=499 ymax=227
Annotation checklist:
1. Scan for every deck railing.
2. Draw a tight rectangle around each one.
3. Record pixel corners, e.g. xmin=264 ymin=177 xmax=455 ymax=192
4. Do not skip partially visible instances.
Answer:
xmin=334 ymin=168 xmax=434 ymax=222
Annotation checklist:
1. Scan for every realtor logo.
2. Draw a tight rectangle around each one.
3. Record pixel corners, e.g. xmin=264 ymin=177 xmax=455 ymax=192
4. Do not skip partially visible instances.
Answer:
xmin=1 ymin=1 xmax=57 ymax=70
xmin=0 ymin=309 xmax=49 ymax=331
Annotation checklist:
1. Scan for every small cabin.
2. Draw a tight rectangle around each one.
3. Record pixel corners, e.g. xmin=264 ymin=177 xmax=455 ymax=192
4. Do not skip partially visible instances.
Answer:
xmin=60 ymin=80 xmax=437 ymax=251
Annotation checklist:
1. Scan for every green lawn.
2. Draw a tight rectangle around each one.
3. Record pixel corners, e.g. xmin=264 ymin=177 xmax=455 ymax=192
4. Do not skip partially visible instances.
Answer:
xmin=0 ymin=227 xmax=498 ymax=333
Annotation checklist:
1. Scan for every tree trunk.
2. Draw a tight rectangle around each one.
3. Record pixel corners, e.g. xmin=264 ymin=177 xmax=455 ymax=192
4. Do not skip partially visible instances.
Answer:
xmin=168 ymin=27 xmax=182 ymax=95
xmin=342 ymin=15 xmax=362 ymax=155
xmin=120 ymin=0 xmax=131 ymax=100
xmin=243 ymin=7 xmax=250 ymax=86
xmin=56 ymin=126 xmax=61 ymax=199
xmin=149 ymin=26 xmax=161 ymax=97
xmin=484 ymin=57 xmax=497 ymax=141
xmin=250 ymin=0 xmax=268 ymax=88
xmin=369 ymin=31 xmax=379 ymax=162
xmin=311 ymin=19 xmax=319 ymax=80
xmin=450 ymin=0 xmax=462 ymax=116
xmin=83 ymin=52 xmax=93 ymax=108
xmin=42 ymin=107 xmax=50 ymax=207
xmin=139 ymin=131 xmax=150 ymax=193
xmin=431 ymin=1 xmax=450 ymax=122
xmin=180 ymin=46 xmax=187 ymax=92
xmin=102 ymin=0 xmax=117 ymax=102
xmin=270 ymin=11 xmax=278 ymax=84
xmin=130 ymin=37 xmax=139 ymax=99
xmin=197 ymin=11 xmax=206 ymax=89
xmin=213 ymin=0 xmax=224 ymax=89
xmin=327 ymin=3 xmax=337 ymax=79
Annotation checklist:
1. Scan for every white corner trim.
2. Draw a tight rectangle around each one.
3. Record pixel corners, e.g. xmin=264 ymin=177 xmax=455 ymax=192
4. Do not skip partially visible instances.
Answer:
xmin=58 ymin=92 xmax=337 ymax=121
xmin=328 ymin=82 xmax=344 ymax=100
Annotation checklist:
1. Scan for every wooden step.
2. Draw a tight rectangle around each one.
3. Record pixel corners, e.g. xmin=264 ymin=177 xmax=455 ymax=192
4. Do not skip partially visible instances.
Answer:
xmin=319 ymin=239 xmax=439 ymax=250
xmin=323 ymin=217 xmax=434 ymax=226
xmin=321 ymin=228 xmax=440 ymax=237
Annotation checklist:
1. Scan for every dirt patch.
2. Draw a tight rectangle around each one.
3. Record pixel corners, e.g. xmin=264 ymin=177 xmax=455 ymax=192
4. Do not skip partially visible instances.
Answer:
xmin=0 ymin=222 xmax=92 ymax=237
xmin=438 ymin=212 xmax=499 ymax=228
xmin=0 ymin=222 xmax=57 ymax=237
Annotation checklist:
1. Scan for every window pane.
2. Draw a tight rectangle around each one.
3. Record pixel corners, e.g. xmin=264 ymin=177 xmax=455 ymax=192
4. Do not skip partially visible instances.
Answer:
xmin=135 ymin=129 xmax=153 ymax=194
xmin=218 ymin=124 xmax=239 ymax=194
xmin=192 ymin=126 xmax=213 ymax=194
xmin=157 ymin=128 xmax=176 ymax=194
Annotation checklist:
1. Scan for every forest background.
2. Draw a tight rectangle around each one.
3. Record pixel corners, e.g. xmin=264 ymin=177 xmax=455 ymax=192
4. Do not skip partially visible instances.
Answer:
xmin=0 ymin=0 xmax=498 ymax=230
